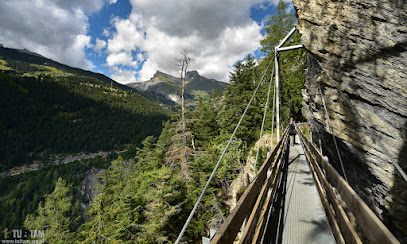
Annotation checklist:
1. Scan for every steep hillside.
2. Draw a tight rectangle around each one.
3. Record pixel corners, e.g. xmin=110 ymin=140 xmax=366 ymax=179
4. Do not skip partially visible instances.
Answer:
xmin=0 ymin=51 xmax=171 ymax=172
xmin=0 ymin=46 xmax=172 ymax=233
xmin=128 ymin=70 xmax=228 ymax=104
xmin=0 ymin=46 xmax=173 ymax=105
xmin=0 ymin=46 xmax=128 ymax=90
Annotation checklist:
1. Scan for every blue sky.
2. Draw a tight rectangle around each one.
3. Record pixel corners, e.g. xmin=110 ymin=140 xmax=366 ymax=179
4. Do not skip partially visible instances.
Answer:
xmin=86 ymin=1 xmax=278 ymax=81
xmin=0 ymin=0 xmax=291 ymax=84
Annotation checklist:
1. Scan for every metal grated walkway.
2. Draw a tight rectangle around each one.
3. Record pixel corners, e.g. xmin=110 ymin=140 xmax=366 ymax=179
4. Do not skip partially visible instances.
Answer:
xmin=263 ymin=135 xmax=335 ymax=244
xmin=282 ymin=135 xmax=335 ymax=243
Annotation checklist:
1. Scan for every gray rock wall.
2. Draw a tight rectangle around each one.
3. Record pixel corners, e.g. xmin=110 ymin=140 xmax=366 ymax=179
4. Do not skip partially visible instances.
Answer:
xmin=292 ymin=0 xmax=407 ymax=240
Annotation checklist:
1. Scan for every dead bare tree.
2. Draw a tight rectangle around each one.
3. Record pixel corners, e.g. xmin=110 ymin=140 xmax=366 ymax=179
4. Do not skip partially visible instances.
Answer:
xmin=166 ymin=50 xmax=192 ymax=179
xmin=176 ymin=50 xmax=191 ymax=149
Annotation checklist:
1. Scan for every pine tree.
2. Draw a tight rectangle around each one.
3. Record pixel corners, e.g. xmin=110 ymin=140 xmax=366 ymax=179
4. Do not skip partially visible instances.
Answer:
xmin=193 ymin=97 xmax=219 ymax=145
xmin=260 ymin=0 xmax=295 ymax=55
xmin=136 ymin=167 xmax=182 ymax=243
xmin=24 ymin=177 xmax=72 ymax=243
xmin=175 ymin=50 xmax=191 ymax=150
xmin=136 ymin=136 xmax=160 ymax=170
xmin=78 ymin=157 xmax=127 ymax=243
xmin=260 ymin=0 xmax=306 ymax=121
xmin=219 ymin=54 xmax=262 ymax=145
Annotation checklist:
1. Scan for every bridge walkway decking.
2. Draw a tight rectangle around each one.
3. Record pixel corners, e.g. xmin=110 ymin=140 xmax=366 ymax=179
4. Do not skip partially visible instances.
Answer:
xmin=263 ymin=135 xmax=335 ymax=244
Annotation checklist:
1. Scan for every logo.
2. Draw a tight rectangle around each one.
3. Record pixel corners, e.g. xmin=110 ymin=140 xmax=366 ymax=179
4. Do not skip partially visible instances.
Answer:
xmin=1 ymin=227 xmax=44 ymax=243
xmin=2 ymin=228 xmax=10 ymax=239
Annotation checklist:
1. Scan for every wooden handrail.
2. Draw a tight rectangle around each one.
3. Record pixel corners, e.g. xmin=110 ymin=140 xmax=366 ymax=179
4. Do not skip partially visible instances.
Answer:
xmin=296 ymin=126 xmax=399 ymax=244
xmin=239 ymin=131 xmax=290 ymax=243
xmin=212 ymin=128 xmax=290 ymax=244
xmin=297 ymin=127 xmax=359 ymax=243
xmin=212 ymin=125 xmax=398 ymax=244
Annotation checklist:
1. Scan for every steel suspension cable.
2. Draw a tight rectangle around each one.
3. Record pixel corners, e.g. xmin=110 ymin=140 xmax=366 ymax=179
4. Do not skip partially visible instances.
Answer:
xmin=317 ymin=83 xmax=349 ymax=182
xmin=314 ymin=56 xmax=407 ymax=183
xmin=174 ymin=56 xmax=275 ymax=244
xmin=254 ymin=62 xmax=275 ymax=175
xmin=270 ymin=81 xmax=276 ymax=152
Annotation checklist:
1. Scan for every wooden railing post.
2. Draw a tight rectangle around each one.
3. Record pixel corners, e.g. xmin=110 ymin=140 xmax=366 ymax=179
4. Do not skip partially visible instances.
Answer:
xmin=296 ymin=125 xmax=399 ymax=244
xmin=212 ymin=129 xmax=289 ymax=244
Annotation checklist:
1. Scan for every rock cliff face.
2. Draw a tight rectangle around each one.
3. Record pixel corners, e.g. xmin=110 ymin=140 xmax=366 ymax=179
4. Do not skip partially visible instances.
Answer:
xmin=292 ymin=0 xmax=407 ymax=241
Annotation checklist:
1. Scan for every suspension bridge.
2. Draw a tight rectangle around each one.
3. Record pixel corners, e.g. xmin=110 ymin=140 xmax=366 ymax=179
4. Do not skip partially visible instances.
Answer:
xmin=174 ymin=27 xmax=404 ymax=244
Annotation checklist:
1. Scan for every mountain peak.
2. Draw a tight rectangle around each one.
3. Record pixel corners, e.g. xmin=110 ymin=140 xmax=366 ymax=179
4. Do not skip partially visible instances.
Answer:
xmin=152 ymin=70 xmax=200 ymax=79
xmin=129 ymin=70 xmax=227 ymax=105
xmin=154 ymin=70 xmax=167 ymax=76
xmin=187 ymin=70 xmax=199 ymax=76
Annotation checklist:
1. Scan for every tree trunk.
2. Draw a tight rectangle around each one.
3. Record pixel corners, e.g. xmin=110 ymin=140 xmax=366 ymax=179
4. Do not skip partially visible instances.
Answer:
xmin=176 ymin=50 xmax=191 ymax=178
xmin=181 ymin=72 xmax=186 ymax=148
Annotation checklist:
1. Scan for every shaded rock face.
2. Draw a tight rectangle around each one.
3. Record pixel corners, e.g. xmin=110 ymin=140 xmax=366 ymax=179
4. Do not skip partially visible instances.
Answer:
xmin=293 ymin=0 xmax=407 ymax=240
xmin=80 ymin=168 xmax=104 ymax=213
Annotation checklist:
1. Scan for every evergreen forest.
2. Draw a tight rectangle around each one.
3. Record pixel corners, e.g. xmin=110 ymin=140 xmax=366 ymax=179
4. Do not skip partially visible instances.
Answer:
xmin=0 ymin=72 xmax=170 ymax=171
xmin=1 ymin=1 xmax=306 ymax=243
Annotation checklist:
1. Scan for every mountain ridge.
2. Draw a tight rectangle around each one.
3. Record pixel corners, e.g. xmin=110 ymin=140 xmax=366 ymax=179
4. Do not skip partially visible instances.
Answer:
xmin=0 ymin=46 xmax=174 ymax=105
xmin=127 ymin=70 xmax=228 ymax=104
xmin=0 ymin=46 xmax=127 ymax=89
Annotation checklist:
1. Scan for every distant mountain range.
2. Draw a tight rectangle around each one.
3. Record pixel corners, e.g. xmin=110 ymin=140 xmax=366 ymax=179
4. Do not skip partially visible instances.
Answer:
xmin=0 ymin=45 xmax=128 ymax=88
xmin=128 ymin=70 xmax=228 ymax=105
xmin=0 ymin=46 xmax=173 ymax=105
xmin=0 ymin=46 xmax=228 ymax=106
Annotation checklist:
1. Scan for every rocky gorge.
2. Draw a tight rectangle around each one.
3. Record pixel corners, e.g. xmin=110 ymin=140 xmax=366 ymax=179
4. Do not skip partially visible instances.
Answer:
xmin=292 ymin=0 xmax=407 ymax=241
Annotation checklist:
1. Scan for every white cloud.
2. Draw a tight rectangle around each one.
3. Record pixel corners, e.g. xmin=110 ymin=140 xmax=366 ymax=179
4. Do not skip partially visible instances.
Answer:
xmin=74 ymin=34 xmax=93 ymax=50
xmin=53 ymin=0 xmax=105 ymax=13
xmin=103 ymin=28 xmax=111 ymax=38
xmin=0 ymin=0 xmax=114 ymax=71
xmin=106 ymin=52 xmax=138 ymax=67
xmin=70 ymin=34 xmax=93 ymax=69
xmin=109 ymin=0 xmax=118 ymax=4
xmin=106 ymin=0 xmax=278 ymax=83
xmin=94 ymin=38 xmax=107 ymax=53
xmin=110 ymin=67 xmax=137 ymax=83
xmin=107 ymin=15 xmax=145 ymax=54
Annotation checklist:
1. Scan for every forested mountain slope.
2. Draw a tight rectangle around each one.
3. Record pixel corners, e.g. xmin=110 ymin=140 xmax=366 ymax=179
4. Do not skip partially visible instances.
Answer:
xmin=0 ymin=48 xmax=173 ymax=234
xmin=0 ymin=46 xmax=172 ymax=105
xmin=0 ymin=1 xmax=307 ymax=243
xmin=0 ymin=52 xmax=171 ymax=171
xmin=0 ymin=46 xmax=128 ymax=90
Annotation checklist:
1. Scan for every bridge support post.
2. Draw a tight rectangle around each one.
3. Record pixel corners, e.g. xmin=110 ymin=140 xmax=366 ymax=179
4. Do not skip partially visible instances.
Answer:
xmin=274 ymin=26 xmax=303 ymax=142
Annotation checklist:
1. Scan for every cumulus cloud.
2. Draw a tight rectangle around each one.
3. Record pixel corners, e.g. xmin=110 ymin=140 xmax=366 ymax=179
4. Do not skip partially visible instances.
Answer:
xmin=94 ymin=38 xmax=107 ymax=53
xmin=70 ymin=34 xmax=93 ymax=69
xmin=110 ymin=67 xmax=137 ymax=83
xmin=106 ymin=0 xmax=278 ymax=83
xmin=53 ymin=0 xmax=105 ymax=13
xmin=103 ymin=28 xmax=111 ymax=38
xmin=0 ymin=0 xmax=111 ymax=70
xmin=106 ymin=52 xmax=138 ymax=67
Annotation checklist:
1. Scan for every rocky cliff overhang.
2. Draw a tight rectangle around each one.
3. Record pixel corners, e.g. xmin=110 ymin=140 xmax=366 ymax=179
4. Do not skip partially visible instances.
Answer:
xmin=292 ymin=0 xmax=407 ymax=241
